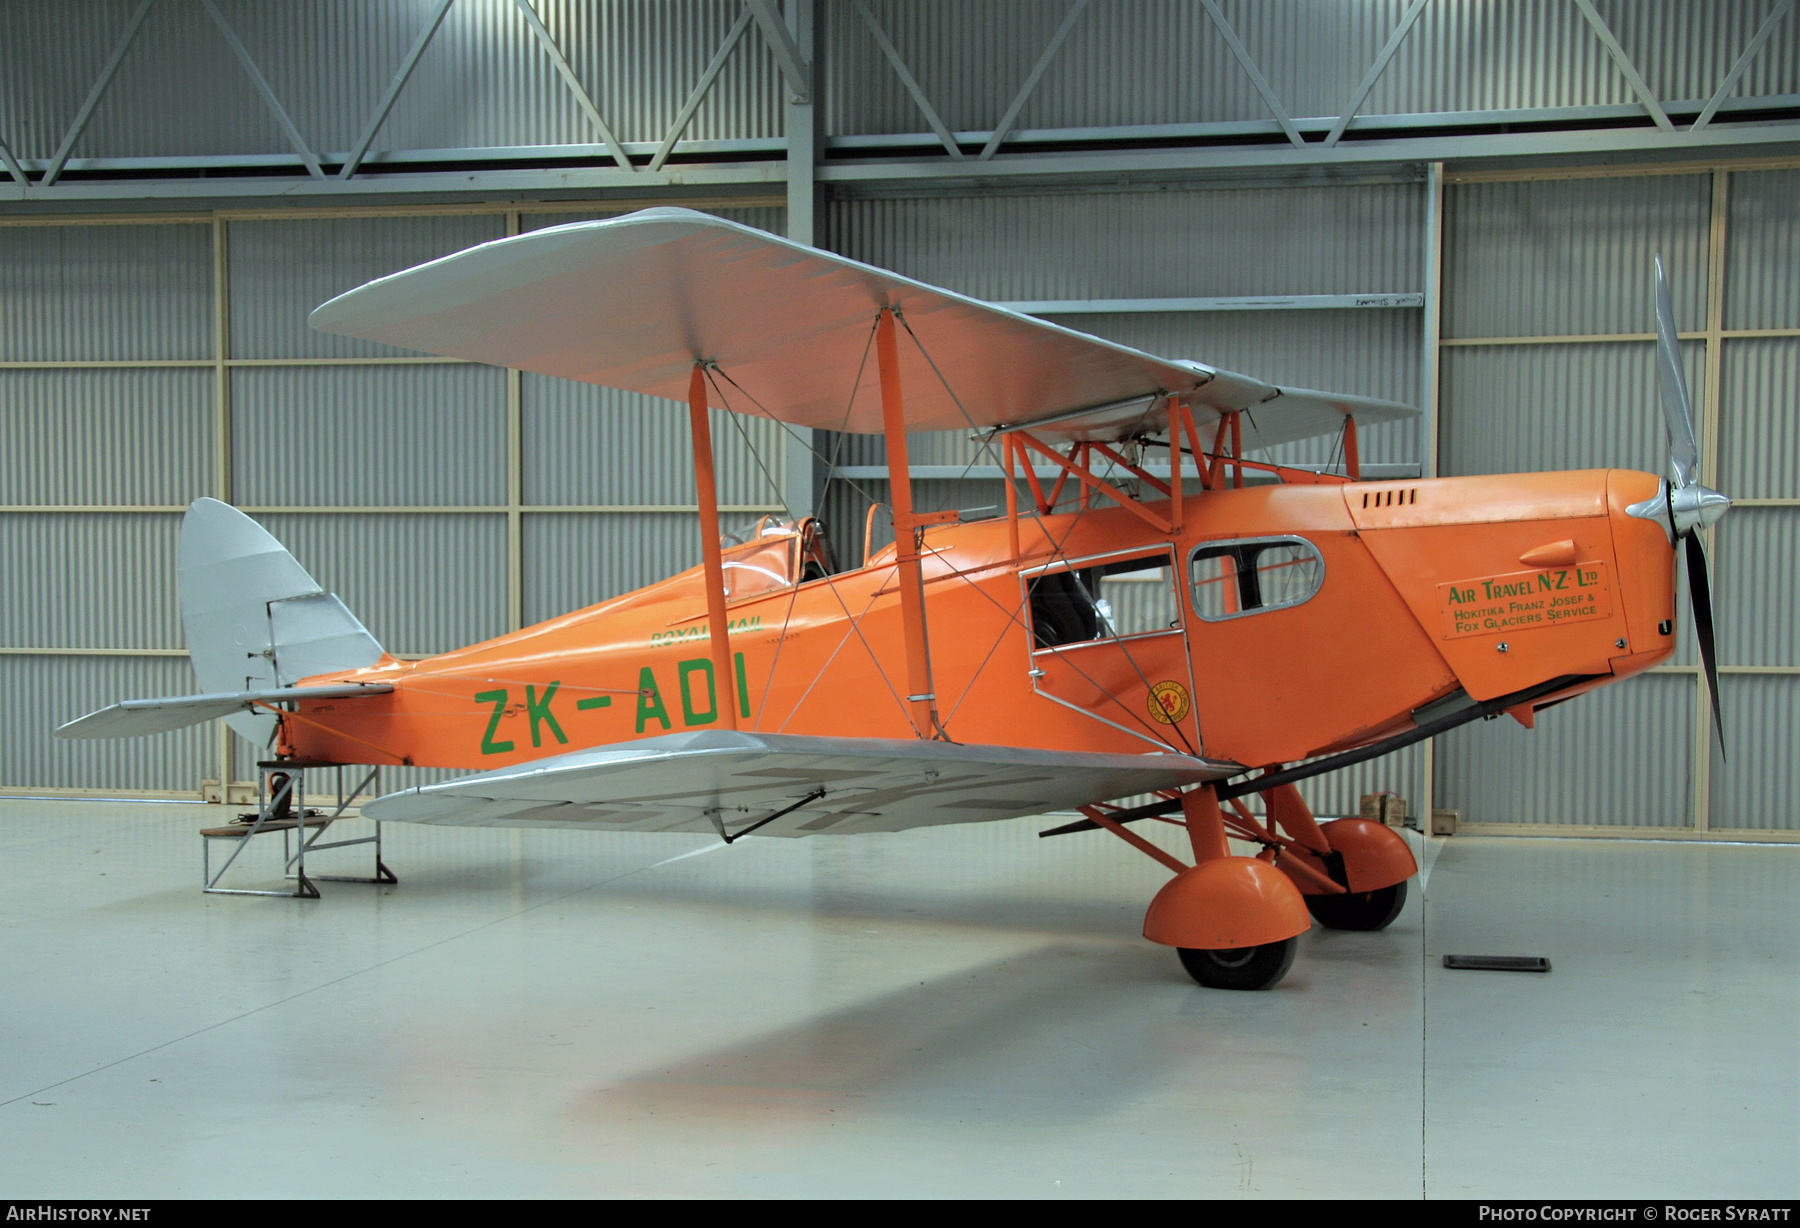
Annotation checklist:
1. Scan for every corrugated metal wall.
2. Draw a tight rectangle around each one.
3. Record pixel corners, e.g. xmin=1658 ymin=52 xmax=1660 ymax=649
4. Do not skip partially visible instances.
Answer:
xmin=4 ymin=1 xmax=1798 ymax=167
xmin=1 ymin=200 xmax=785 ymax=796
xmin=3 ymin=6 xmax=1795 ymax=839
xmin=0 ymin=0 xmax=785 ymax=162
xmin=1438 ymin=167 xmax=1798 ymax=833
xmin=820 ymin=183 xmax=1430 ymax=817
xmin=822 ymin=0 xmax=1800 ymax=138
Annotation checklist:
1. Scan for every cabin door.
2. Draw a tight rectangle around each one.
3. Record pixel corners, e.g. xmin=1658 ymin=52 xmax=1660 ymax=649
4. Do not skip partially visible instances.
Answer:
xmin=1021 ymin=546 xmax=1202 ymax=754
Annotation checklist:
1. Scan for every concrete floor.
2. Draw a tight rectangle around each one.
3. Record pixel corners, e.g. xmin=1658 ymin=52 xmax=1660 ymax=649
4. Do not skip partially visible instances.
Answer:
xmin=0 ymin=799 xmax=1794 ymax=1199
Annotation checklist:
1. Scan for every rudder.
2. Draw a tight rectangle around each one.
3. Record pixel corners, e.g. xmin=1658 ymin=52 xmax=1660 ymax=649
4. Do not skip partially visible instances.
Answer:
xmin=179 ymin=498 xmax=385 ymax=746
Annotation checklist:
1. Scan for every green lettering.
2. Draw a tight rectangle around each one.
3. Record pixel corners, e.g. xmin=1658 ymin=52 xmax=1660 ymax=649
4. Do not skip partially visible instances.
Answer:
xmin=474 ymin=689 xmax=514 ymax=755
xmin=679 ymin=658 xmax=717 ymax=725
xmin=734 ymin=651 xmax=750 ymax=719
xmin=526 ymin=682 xmax=567 ymax=748
xmin=576 ymin=695 xmax=611 ymax=711
xmin=1554 ymin=569 xmax=1569 ymax=590
xmin=1538 ymin=573 xmax=1554 ymax=592
xmin=635 ymin=667 xmax=671 ymax=733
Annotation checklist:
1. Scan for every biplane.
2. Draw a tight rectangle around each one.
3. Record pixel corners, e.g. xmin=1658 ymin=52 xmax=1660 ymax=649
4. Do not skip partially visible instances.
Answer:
xmin=59 ymin=209 xmax=1729 ymax=991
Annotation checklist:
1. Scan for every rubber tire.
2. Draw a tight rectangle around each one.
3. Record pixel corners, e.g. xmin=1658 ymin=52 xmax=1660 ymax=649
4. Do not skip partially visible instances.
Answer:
xmin=1176 ymin=936 xmax=1299 ymax=990
xmin=1305 ymin=879 xmax=1408 ymax=931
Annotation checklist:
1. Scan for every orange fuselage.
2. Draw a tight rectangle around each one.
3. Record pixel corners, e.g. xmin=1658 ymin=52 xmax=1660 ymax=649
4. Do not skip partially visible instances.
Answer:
xmin=286 ymin=468 xmax=1676 ymax=773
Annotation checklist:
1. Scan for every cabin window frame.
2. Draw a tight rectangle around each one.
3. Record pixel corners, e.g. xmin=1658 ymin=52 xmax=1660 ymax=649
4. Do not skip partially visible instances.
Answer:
xmin=1020 ymin=546 xmax=1184 ymax=653
xmin=1187 ymin=535 xmax=1326 ymax=623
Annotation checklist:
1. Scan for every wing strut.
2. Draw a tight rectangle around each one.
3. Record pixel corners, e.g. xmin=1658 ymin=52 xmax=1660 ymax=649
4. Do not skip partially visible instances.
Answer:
xmin=688 ymin=362 xmax=739 ymax=729
xmin=876 ymin=309 xmax=946 ymax=739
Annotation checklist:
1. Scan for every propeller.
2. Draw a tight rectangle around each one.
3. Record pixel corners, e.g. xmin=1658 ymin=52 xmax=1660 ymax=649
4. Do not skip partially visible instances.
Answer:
xmin=1627 ymin=254 xmax=1731 ymax=755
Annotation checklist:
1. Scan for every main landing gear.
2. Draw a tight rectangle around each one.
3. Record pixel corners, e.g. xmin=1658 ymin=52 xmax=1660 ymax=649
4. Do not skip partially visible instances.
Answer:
xmin=1077 ymin=781 xmax=1419 ymax=990
xmin=1305 ymin=879 xmax=1408 ymax=932
xmin=1177 ymin=937 xmax=1300 ymax=991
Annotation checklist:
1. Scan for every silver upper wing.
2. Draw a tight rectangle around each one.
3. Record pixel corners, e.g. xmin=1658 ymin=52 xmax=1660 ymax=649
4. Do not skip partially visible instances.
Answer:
xmin=310 ymin=208 xmax=1415 ymax=449
xmin=361 ymin=730 xmax=1239 ymax=837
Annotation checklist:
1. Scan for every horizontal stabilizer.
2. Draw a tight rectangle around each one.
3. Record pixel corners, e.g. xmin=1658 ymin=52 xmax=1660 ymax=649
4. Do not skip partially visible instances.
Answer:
xmin=56 ymin=683 xmax=393 ymax=740
xmin=362 ymin=730 xmax=1238 ymax=837
xmin=309 ymin=208 xmax=1415 ymax=449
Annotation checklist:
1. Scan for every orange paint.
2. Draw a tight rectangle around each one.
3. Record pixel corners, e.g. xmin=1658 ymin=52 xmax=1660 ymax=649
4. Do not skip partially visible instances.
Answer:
xmin=285 ymin=467 xmax=1680 ymax=780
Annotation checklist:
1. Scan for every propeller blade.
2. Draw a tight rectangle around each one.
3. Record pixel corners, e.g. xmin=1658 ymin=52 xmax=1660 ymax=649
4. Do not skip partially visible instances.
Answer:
xmin=1684 ymin=531 xmax=1726 ymax=759
xmin=1653 ymin=254 xmax=1701 ymax=489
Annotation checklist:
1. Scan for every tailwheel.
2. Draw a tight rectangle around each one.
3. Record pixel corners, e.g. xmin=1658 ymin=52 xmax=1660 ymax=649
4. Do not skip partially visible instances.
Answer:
xmin=1176 ymin=937 xmax=1299 ymax=991
xmin=1305 ymin=879 xmax=1408 ymax=931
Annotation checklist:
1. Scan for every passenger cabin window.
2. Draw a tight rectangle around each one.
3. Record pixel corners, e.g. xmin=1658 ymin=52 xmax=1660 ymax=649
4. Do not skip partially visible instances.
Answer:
xmin=1028 ymin=552 xmax=1181 ymax=650
xmin=1188 ymin=537 xmax=1324 ymax=621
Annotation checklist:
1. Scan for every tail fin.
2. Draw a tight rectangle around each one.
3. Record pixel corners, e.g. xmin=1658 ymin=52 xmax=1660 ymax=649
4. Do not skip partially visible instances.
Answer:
xmin=180 ymin=498 xmax=385 ymax=745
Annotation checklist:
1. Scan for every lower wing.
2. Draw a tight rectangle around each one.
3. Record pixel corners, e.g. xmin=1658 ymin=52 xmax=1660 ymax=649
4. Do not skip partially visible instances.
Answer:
xmin=362 ymin=731 xmax=1239 ymax=837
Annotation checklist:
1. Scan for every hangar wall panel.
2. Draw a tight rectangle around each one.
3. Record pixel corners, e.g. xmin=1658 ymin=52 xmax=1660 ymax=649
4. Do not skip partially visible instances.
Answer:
xmin=1443 ymin=176 xmax=1711 ymax=338
xmin=0 ymin=0 xmax=783 ymax=162
xmin=822 ymin=184 xmax=1425 ymax=476
xmin=520 ymin=510 xmax=766 ymax=630
xmin=232 ymin=365 xmax=507 ymax=508
xmin=8 ymin=0 xmax=1797 ymax=165
xmin=1710 ymin=677 xmax=1800 ymax=832
xmin=1439 ymin=340 xmax=1703 ymax=478
xmin=252 ymin=513 xmax=508 ymax=657
xmin=0 ymin=369 xmax=212 ymax=506
xmin=1 ymin=655 xmax=209 ymax=793
xmin=0 ymin=223 xmax=211 ymax=361
xmin=1715 ymin=509 xmax=1799 ymax=669
xmin=372 ymin=0 xmax=785 ymax=152
xmin=827 ymin=185 xmax=1423 ymax=302
xmin=1726 ymin=169 xmax=1800 ymax=331
xmin=1719 ymin=339 xmax=1800 ymax=500
xmin=523 ymin=380 xmax=784 ymax=509
xmin=0 ymin=514 xmax=182 ymax=651
xmin=1436 ymin=674 xmax=1696 ymax=828
xmin=820 ymin=0 xmax=1800 ymax=139
xmin=228 ymin=214 xmax=507 ymax=360
xmin=1041 ymin=309 xmax=1423 ymax=469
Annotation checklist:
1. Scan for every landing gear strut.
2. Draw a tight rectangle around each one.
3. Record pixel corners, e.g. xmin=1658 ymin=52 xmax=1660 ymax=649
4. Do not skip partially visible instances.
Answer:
xmin=1073 ymin=779 xmax=1419 ymax=991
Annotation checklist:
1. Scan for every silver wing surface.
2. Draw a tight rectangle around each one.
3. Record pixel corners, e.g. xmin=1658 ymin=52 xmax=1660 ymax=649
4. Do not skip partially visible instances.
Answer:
xmin=310 ymin=208 xmax=1414 ymax=450
xmin=56 ymin=683 xmax=394 ymax=740
xmin=361 ymin=730 xmax=1238 ymax=837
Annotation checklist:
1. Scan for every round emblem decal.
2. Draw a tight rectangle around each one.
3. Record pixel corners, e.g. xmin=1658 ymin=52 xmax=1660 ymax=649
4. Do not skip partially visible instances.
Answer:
xmin=1148 ymin=681 xmax=1191 ymax=725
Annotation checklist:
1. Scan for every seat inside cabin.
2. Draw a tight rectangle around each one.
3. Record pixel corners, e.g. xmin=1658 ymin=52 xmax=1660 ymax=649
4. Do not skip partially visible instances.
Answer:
xmin=718 ymin=516 xmax=835 ymax=600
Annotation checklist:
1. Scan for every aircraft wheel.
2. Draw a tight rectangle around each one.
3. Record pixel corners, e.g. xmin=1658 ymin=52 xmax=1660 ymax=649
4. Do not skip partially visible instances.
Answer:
xmin=1176 ymin=936 xmax=1298 ymax=990
xmin=1305 ymin=879 xmax=1408 ymax=931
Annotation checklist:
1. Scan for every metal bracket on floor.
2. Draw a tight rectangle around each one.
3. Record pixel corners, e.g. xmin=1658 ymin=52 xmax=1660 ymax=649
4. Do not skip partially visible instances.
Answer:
xmin=201 ymin=762 xmax=396 ymax=897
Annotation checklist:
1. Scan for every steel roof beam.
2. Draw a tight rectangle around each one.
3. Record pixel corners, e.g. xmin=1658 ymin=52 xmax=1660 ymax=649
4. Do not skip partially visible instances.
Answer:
xmin=978 ymin=0 xmax=1089 ymax=161
xmin=40 ymin=0 xmax=157 ymax=188
xmin=1693 ymin=0 xmax=1794 ymax=132
xmin=199 ymin=0 xmax=324 ymax=179
xmin=0 ymin=137 xmax=27 ymax=187
xmin=511 ymin=0 xmax=634 ymax=171
xmin=852 ymin=0 xmax=965 ymax=161
xmin=815 ymin=121 xmax=1800 ymax=184
xmin=1199 ymin=0 xmax=1304 ymax=149
xmin=650 ymin=7 xmax=755 ymax=173
xmin=1571 ymin=0 xmax=1675 ymax=133
xmin=340 ymin=0 xmax=456 ymax=180
xmin=1324 ymin=0 xmax=1432 ymax=148
xmin=745 ymin=0 xmax=810 ymax=103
